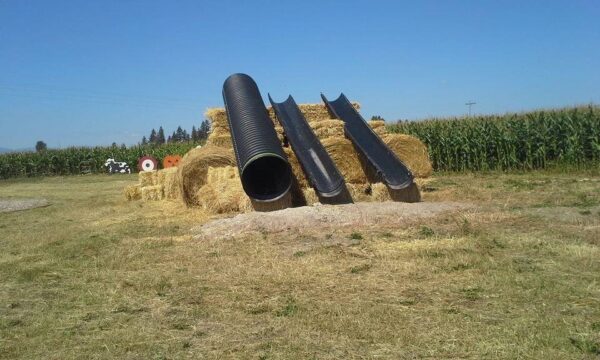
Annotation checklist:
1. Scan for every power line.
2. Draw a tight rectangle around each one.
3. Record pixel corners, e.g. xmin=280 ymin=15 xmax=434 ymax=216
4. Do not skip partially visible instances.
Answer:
xmin=465 ymin=101 xmax=476 ymax=117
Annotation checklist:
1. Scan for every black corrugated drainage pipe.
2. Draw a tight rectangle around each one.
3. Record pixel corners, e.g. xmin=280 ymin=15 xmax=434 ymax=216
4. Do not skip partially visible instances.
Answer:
xmin=222 ymin=73 xmax=292 ymax=203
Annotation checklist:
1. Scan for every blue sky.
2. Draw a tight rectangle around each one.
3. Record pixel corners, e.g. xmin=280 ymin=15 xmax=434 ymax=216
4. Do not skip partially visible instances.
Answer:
xmin=1 ymin=0 xmax=598 ymax=149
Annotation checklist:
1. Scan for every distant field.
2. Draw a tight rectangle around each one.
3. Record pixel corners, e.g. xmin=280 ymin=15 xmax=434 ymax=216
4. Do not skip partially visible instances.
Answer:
xmin=1 ymin=171 xmax=599 ymax=359
xmin=390 ymin=105 xmax=600 ymax=171
xmin=0 ymin=142 xmax=202 ymax=179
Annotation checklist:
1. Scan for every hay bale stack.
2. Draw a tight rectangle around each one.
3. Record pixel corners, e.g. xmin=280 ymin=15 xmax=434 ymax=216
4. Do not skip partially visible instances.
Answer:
xmin=177 ymin=146 xmax=236 ymax=207
xmin=197 ymin=166 xmax=252 ymax=214
xmin=196 ymin=102 xmax=428 ymax=209
xmin=124 ymin=184 xmax=141 ymax=201
xmin=141 ymin=185 xmax=164 ymax=201
xmin=382 ymin=134 xmax=433 ymax=178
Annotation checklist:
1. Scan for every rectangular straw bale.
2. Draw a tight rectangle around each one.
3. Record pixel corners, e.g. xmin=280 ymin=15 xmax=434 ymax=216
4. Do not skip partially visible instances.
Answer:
xmin=139 ymin=171 xmax=157 ymax=187
xmin=370 ymin=183 xmax=392 ymax=202
xmin=141 ymin=185 xmax=164 ymax=201
xmin=207 ymin=134 xmax=233 ymax=149
xmin=310 ymin=119 xmax=345 ymax=139
xmin=159 ymin=167 xmax=180 ymax=199
xmin=124 ymin=184 xmax=141 ymax=201
xmin=283 ymin=147 xmax=309 ymax=188
xmin=345 ymin=183 xmax=372 ymax=202
xmin=209 ymin=126 xmax=230 ymax=137
xmin=205 ymin=108 xmax=228 ymax=129
xmin=302 ymin=187 xmax=320 ymax=206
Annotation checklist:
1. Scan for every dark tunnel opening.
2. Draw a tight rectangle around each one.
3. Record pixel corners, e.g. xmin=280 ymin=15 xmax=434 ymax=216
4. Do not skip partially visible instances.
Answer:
xmin=241 ymin=155 xmax=292 ymax=201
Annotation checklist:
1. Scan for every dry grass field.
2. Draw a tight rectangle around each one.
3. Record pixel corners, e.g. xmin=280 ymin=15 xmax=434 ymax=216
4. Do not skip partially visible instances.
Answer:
xmin=1 ymin=170 xmax=599 ymax=359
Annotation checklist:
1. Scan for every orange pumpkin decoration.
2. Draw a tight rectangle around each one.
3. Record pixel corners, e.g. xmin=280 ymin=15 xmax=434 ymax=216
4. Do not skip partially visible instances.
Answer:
xmin=162 ymin=155 xmax=182 ymax=169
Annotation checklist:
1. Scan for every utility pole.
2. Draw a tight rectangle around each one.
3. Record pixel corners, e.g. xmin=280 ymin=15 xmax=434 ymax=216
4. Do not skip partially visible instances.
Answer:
xmin=465 ymin=101 xmax=476 ymax=117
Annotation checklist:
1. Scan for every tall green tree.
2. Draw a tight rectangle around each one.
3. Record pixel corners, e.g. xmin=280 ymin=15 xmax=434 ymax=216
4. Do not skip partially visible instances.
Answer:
xmin=199 ymin=120 xmax=210 ymax=140
xmin=35 ymin=140 xmax=47 ymax=153
xmin=149 ymin=129 xmax=157 ymax=144
xmin=157 ymin=127 xmax=166 ymax=144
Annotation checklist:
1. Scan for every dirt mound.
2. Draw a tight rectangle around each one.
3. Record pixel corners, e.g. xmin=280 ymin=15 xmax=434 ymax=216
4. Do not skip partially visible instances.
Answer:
xmin=192 ymin=201 xmax=470 ymax=240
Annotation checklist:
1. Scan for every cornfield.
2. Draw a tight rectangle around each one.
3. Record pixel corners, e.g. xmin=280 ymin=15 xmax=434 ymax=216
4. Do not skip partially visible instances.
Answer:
xmin=388 ymin=105 xmax=600 ymax=171
xmin=0 ymin=142 xmax=202 ymax=179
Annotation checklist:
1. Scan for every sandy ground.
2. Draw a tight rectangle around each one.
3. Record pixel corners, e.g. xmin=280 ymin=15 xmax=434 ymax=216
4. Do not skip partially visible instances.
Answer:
xmin=193 ymin=201 xmax=470 ymax=240
xmin=0 ymin=198 xmax=49 ymax=213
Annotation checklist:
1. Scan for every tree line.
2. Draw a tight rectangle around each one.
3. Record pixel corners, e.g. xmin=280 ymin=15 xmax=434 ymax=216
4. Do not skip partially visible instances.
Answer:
xmin=141 ymin=119 xmax=211 ymax=145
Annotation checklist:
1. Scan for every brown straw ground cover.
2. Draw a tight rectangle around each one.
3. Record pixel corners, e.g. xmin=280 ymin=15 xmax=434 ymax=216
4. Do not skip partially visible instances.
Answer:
xmin=1 ymin=169 xmax=599 ymax=359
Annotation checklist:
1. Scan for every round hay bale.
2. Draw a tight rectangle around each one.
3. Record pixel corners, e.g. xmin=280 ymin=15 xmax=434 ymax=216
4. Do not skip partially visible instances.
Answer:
xmin=177 ymin=146 xmax=236 ymax=207
xmin=321 ymin=137 xmax=367 ymax=184
xmin=381 ymin=134 xmax=433 ymax=178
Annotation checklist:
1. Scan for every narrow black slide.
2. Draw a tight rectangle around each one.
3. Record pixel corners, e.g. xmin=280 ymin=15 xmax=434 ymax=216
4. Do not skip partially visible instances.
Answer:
xmin=269 ymin=95 xmax=351 ymax=204
xmin=321 ymin=93 xmax=420 ymax=202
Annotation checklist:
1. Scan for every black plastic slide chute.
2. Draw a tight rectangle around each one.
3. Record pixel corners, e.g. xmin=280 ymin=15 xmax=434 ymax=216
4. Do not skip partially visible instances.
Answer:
xmin=321 ymin=93 xmax=419 ymax=201
xmin=222 ymin=73 xmax=292 ymax=202
xmin=269 ymin=94 xmax=351 ymax=204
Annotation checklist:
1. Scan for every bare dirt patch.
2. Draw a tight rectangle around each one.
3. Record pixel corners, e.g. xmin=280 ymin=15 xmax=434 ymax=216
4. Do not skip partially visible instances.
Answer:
xmin=0 ymin=198 xmax=49 ymax=213
xmin=192 ymin=201 xmax=470 ymax=240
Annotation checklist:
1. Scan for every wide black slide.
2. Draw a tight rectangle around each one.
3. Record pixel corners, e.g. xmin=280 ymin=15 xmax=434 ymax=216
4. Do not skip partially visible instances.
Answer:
xmin=222 ymin=73 xmax=292 ymax=204
xmin=321 ymin=93 xmax=419 ymax=201
xmin=269 ymin=95 xmax=351 ymax=204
